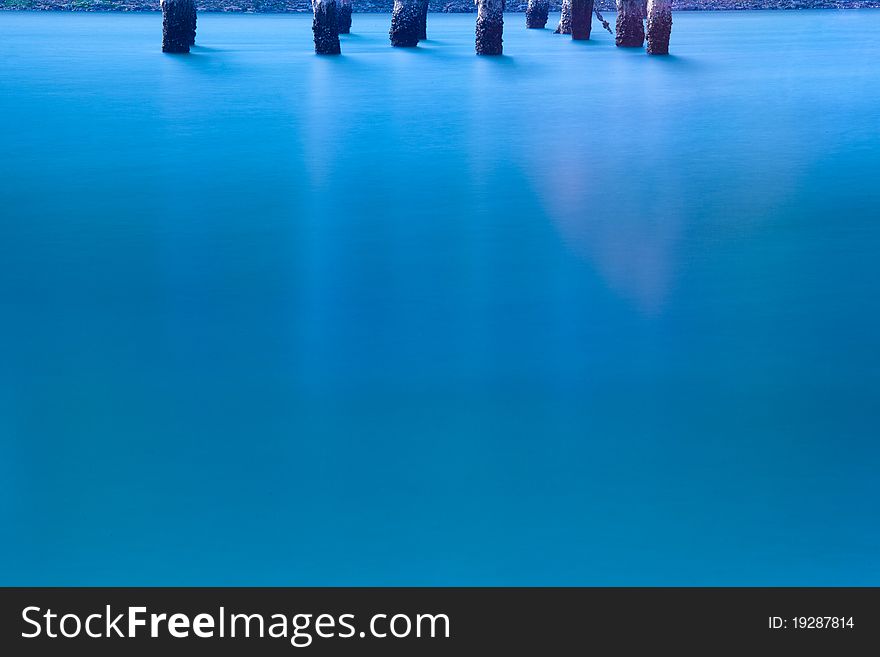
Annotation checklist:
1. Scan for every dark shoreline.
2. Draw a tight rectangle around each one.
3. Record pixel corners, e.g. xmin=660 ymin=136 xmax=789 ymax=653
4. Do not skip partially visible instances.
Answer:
xmin=4 ymin=2 xmax=880 ymax=12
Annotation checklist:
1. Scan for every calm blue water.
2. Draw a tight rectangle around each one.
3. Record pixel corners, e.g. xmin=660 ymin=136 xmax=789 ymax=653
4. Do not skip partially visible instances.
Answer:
xmin=1 ymin=11 xmax=879 ymax=585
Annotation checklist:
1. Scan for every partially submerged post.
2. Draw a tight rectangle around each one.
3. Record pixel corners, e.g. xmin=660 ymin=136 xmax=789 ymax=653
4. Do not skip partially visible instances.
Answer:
xmin=161 ymin=0 xmax=196 ymax=54
xmin=615 ymin=0 xmax=645 ymax=47
xmin=554 ymin=0 xmax=572 ymax=35
xmin=525 ymin=0 xmax=549 ymax=29
xmin=646 ymin=0 xmax=671 ymax=54
xmin=475 ymin=0 xmax=504 ymax=55
xmin=570 ymin=0 xmax=594 ymax=40
xmin=186 ymin=1 xmax=196 ymax=46
xmin=313 ymin=0 xmax=341 ymax=55
xmin=390 ymin=0 xmax=420 ymax=47
xmin=338 ymin=0 xmax=353 ymax=35
xmin=417 ymin=0 xmax=429 ymax=40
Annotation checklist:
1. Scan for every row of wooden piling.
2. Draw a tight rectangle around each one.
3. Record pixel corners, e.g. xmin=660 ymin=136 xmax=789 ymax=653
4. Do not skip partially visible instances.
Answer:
xmin=161 ymin=1 xmax=671 ymax=57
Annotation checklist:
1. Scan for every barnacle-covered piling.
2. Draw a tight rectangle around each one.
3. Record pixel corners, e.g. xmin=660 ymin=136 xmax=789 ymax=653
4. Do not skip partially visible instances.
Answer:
xmin=162 ymin=0 xmax=195 ymax=54
xmin=555 ymin=0 xmax=572 ymax=34
xmin=646 ymin=0 xmax=672 ymax=54
xmin=391 ymin=0 xmax=421 ymax=47
xmin=338 ymin=0 xmax=352 ymax=34
xmin=185 ymin=0 xmax=196 ymax=46
xmin=475 ymin=0 xmax=504 ymax=55
xmin=417 ymin=0 xmax=429 ymax=40
xmin=526 ymin=0 xmax=549 ymax=29
xmin=616 ymin=0 xmax=646 ymax=47
xmin=571 ymin=0 xmax=594 ymax=40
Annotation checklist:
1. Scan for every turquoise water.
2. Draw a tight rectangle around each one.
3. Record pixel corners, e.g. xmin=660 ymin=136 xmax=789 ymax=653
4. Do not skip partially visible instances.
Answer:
xmin=1 ymin=11 xmax=879 ymax=585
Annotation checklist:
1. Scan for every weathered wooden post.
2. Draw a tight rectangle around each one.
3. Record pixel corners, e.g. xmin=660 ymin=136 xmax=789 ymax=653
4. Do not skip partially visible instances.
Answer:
xmin=338 ymin=0 xmax=352 ymax=34
xmin=161 ymin=0 xmax=195 ymax=54
xmin=390 ymin=0 xmax=421 ymax=47
xmin=526 ymin=0 xmax=549 ymax=29
xmin=646 ymin=0 xmax=671 ymax=54
xmin=417 ymin=0 xmax=429 ymax=40
xmin=554 ymin=0 xmax=572 ymax=35
xmin=475 ymin=0 xmax=504 ymax=55
xmin=570 ymin=0 xmax=593 ymax=40
xmin=186 ymin=1 xmax=196 ymax=46
xmin=313 ymin=0 xmax=341 ymax=54
xmin=615 ymin=0 xmax=645 ymax=47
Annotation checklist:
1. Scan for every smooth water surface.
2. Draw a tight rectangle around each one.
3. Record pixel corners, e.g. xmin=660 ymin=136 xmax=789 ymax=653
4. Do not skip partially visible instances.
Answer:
xmin=1 ymin=11 xmax=879 ymax=584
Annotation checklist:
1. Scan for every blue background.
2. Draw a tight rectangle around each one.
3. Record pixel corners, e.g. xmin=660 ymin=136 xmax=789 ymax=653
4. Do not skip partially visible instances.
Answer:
xmin=1 ymin=12 xmax=878 ymax=584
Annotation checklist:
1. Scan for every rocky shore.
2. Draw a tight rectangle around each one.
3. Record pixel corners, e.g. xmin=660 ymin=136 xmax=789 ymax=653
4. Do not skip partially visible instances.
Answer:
xmin=5 ymin=0 xmax=880 ymax=12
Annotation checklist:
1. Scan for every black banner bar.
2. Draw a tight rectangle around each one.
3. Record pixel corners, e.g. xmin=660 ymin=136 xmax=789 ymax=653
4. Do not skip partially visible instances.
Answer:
xmin=1 ymin=588 xmax=877 ymax=654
